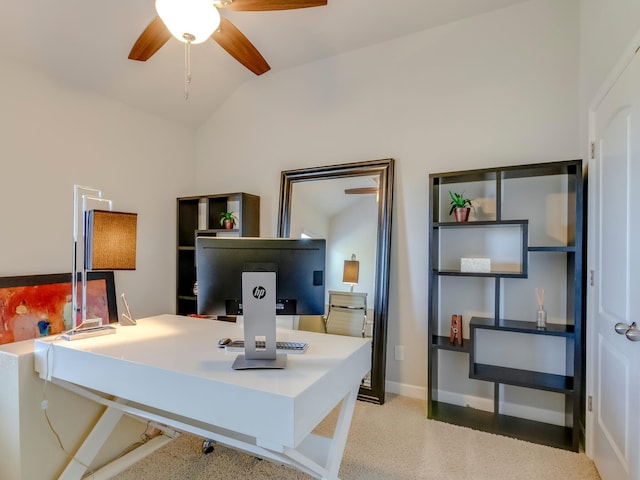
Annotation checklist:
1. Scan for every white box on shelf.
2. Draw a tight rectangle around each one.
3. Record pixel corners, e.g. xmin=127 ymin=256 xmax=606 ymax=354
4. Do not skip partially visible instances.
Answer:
xmin=460 ymin=257 xmax=491 ymax=273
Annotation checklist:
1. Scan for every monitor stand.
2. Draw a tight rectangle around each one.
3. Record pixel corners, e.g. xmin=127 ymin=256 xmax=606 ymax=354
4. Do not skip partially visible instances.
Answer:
xmin=232 ymin=271 xmax=287 ymax=370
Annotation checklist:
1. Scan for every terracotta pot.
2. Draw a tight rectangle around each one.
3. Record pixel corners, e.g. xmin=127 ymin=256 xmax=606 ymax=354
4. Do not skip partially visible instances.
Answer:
xmin=223 ymin=219 xmax=234 ymax=229
xmin=453 ymin=207 xmax=470 ymax=222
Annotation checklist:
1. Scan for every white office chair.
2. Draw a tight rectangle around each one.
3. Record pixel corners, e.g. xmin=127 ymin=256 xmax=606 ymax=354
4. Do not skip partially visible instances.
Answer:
xmin=324 ymin=291 xmax=367 ymax=337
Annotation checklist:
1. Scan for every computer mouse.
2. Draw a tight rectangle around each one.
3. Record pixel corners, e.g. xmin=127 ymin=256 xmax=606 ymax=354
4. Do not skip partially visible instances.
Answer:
xmin=217 ymin=337 xmax=232 ymax=347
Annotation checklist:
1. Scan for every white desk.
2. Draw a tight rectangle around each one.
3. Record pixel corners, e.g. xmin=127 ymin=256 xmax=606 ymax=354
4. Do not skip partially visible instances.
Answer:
xmin=34 ymin=314 xmax=370 ymax=480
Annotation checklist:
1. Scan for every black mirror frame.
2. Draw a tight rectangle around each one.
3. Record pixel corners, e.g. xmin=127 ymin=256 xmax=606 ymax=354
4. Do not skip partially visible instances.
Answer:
xmin=277 ymin=158 xmax=394 ymax=404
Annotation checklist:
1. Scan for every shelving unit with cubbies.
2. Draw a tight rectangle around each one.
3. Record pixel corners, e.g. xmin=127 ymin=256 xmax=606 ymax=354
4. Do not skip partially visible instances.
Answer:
xmin=176 ymin=192 xmax=260 ymax=316
xmin=427 ymin=160 xmax=584 ymax=451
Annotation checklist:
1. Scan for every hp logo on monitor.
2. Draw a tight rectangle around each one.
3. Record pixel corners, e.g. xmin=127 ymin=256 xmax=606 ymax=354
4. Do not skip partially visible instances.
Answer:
xmin=252 ymin=286 xmax=267 ymax=300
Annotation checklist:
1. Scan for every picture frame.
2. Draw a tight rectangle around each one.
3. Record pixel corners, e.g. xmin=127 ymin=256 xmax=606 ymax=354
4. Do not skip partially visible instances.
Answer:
xmin=0 ymin=272 xmax=117 ymax=345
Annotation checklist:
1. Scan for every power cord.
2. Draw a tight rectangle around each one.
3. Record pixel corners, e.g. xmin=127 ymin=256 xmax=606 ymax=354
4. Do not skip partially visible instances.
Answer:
xmin=115 ymin=422 xmax=162 ymax=459
xmin=40 ymin=340 xmax=167 ymax=478
xmin=41 ymin=337 xmax=94 ymax=477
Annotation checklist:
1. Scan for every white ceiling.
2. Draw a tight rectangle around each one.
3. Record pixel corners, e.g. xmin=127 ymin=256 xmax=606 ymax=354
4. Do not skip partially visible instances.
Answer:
xmin=0 ymin=0 xmax=528 ymax=129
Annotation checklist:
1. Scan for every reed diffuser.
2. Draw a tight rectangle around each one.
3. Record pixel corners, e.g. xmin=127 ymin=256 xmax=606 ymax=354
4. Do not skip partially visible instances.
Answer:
xmin=535 ymin=288 xmax=547 ymax=329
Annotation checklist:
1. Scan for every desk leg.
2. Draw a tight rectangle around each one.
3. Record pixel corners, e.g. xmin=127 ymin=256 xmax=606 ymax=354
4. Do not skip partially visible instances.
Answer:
xmin=59 ymin=399 xmax=126 ymax=480
xmin=285 ymin=384 xmax=359 ymax=480
xmin=322 ymin=385 xmax=359 ymax=480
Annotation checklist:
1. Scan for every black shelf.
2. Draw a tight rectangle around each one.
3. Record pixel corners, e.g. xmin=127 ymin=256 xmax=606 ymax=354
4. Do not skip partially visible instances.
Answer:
xmin=197 ymin=228 xmax=240 ymax=235
xmin=428 ymin=160 xmax=584 ymax=452
xmin=470 ymin=363 xmax=574 ymax=393
xmin=470 ymin=317 xmax=574 ymax=338
xmin=429 ymin=402 xmax=575 ymax=451
xmin=436 ymin=270 xmax=526 ymax=278
xmin=528 ymin=245 xmax=576 ymax=252
xmin=434 ymin=220 xmax=528 ymax=228
xmin=431 ymin=335 xmax=470 ymax=353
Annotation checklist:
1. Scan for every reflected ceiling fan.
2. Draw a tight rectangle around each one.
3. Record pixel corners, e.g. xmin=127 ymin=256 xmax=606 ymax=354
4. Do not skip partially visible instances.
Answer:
xmin=129 ymin=0 xmax=328 ymax=76
xmin=345 ymin=178 xmax=379 ymax=195
xmin=344 ymin=187 xmax=378 ymax=195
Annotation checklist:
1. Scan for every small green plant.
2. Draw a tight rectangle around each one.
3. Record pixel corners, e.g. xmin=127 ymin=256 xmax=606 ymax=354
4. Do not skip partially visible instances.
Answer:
xmin=448 ymin=191 xmax=473 ymax=215
xmin=219 ymin=211 xmax=238 ymax=227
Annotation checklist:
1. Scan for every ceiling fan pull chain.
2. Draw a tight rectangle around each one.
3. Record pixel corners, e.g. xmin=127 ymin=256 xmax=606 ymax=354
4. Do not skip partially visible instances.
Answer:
xmin=183 ymin=33 xmax=195 ymax=100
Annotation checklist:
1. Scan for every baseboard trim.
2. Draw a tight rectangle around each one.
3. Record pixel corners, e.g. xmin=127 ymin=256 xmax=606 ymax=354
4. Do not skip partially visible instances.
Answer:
xmin=436 ymin=389 xmax=494 ymax=412
xmin=385 ymin=381 xmax=426 ymax=400
xmin=499 ymin=401 xmax=565 ymax=426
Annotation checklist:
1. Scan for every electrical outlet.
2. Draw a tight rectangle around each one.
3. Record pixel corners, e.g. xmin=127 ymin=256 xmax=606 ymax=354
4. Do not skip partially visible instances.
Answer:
xmin=394 ymin=345 xmax=404 ymax=361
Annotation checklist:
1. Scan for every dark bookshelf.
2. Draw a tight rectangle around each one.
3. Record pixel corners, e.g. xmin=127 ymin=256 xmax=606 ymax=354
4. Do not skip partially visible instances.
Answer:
xmin=427 ymin=160 xmax=585 ymax=451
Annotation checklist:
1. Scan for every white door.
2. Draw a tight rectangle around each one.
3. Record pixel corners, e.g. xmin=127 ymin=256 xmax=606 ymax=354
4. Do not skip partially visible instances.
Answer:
xmin=590 ymin=48 xmax=640 ymax=480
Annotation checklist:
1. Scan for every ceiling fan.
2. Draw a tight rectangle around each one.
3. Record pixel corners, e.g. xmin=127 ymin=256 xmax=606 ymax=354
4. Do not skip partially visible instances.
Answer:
xmin=128 ymin=0 xmax=328 ymax=76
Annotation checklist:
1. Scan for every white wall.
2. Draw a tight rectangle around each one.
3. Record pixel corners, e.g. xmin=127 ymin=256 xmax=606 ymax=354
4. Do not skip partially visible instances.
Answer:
xmin=290 ymin=193 xmax=330 ymax=239
xmin=195 ymin=0 xmax=581 ymax=393
xmin=0 ymin=55 xmax=196 ymax=319
xmin=326 ymin=197 xmax=378 ymax=303
xmin=290 ymin=193 xmax=377 ymax=305
xmin=578 ymin=0 xmax=640 ymax=161
xmin=579 ymin=0 xmax=640 ymax=111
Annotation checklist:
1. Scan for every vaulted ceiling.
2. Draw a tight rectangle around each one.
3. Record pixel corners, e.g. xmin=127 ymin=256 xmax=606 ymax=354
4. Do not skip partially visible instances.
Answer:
xmin=0 ymin=0 xmax=528 ymax=128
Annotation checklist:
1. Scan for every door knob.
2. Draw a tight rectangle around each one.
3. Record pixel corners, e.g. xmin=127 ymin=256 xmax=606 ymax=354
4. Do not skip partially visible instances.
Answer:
xmin=615 ymin=321 xmax=640 ymax=341
xmin=626 ymin=322 xmax=640 ymax=342
xmin=615 ymin=322 xmax=630 ymax=334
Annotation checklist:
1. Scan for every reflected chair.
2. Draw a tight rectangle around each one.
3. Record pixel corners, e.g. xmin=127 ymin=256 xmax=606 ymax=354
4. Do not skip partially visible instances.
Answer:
xmin=324 ymin=291 xmax=367 ymax=337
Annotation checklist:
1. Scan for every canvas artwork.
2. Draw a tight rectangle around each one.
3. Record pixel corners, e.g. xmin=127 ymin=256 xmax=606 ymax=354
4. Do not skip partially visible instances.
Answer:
xmin=0 ymin=272 xmax=116 ymax=345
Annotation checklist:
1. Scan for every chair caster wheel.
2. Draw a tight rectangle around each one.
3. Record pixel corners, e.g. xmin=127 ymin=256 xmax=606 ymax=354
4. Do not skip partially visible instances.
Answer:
xmin=202 ymin=439 xmax=215 ymax=454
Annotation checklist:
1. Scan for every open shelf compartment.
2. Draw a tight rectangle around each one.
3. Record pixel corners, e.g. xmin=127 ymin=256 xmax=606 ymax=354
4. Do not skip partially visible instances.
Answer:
xmin=468 ymin=317 xmax=575 ymax=393
xmin=429 ymin=401 xmax=575 ymax=451
xmin=434 ymin=221 xmax=529 ymax=277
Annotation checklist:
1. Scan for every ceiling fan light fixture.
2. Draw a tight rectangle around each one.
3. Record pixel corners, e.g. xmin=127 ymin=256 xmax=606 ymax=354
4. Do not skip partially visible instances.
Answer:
xmin=155 ymin=0 xmax=221 ymax=44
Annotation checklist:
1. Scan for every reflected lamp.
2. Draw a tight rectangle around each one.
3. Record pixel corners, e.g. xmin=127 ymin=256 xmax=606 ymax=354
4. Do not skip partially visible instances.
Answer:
xmin=342 ymin=254 xmax=359 ymax=292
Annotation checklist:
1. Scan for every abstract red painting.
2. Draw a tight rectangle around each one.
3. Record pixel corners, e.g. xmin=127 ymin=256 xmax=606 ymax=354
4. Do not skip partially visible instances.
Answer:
xmin=0 ymin=272 xmax=116 ymax=345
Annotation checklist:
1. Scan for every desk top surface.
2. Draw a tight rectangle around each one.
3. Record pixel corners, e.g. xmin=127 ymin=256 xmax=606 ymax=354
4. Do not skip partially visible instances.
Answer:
xmin=36 ymin=314 xmax=369 ymax=396
xmin=34 ymin=314 xmax=370 ymax=447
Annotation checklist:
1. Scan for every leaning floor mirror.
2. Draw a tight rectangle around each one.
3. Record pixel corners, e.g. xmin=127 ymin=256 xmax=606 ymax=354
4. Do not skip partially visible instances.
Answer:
xmin=278 ymin=158 xmax=394 ymax=404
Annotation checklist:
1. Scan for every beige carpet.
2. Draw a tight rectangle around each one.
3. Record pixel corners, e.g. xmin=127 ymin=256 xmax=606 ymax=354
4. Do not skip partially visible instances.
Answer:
xmin=111 ymin=394 xmax=600 ymax=480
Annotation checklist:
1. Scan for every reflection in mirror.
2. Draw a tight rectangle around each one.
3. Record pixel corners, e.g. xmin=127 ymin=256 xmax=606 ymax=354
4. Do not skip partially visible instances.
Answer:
xmin=278 ymin=159 xmax=394 ymax=404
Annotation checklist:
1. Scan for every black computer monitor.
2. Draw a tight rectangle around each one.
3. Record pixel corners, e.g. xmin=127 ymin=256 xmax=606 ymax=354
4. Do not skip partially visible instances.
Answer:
xmin=195 ymin=237 xmax=326 ymax=316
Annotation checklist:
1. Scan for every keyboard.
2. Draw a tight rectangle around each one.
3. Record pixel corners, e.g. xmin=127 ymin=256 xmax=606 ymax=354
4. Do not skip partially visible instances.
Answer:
xmin=225 ymin=340 xmax=309 ymax=354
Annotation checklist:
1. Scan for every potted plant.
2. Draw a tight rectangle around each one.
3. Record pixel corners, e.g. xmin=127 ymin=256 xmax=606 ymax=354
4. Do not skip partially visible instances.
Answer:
xmin=448 ymin=191 xmax=473 ymax=222
xmin=219 ymin=211 xmax=238 ymax=229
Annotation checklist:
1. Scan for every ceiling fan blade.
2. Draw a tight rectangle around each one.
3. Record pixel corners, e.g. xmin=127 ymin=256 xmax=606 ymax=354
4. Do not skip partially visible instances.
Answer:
xmin=212 ymin=18 xmax=271 ymax=75
xmin=128 ymin=16 xmax=171 ymax=61
xmin=217 ymin=0 xmax=327 ymax=11
xmin=345 ymin=187 xmax=379 ymax=195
